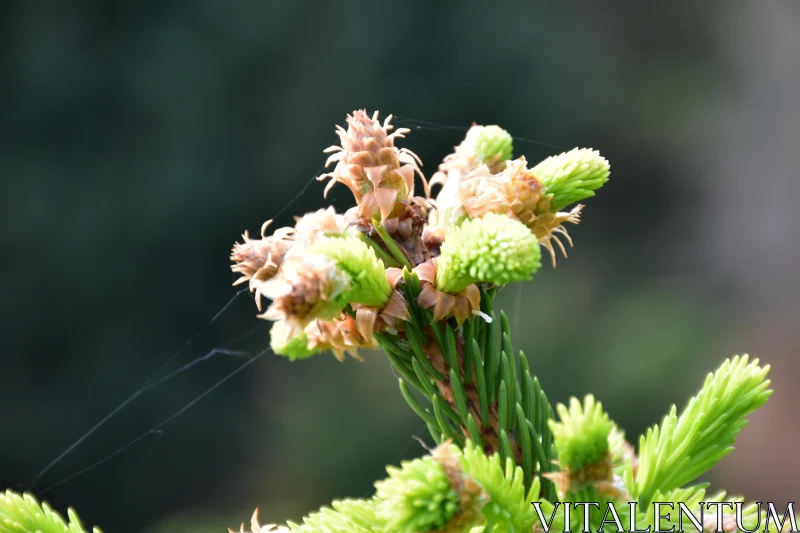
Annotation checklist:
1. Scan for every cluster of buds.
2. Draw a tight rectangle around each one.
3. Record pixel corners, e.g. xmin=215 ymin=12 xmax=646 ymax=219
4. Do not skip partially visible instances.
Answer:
xmin=545 ymin=395 xmax=632 ymax=502
xmin=430 ymin=133 xmax=610 ymax=265
xmin=224 ymin=112 xmax=777 ymax=533
xmin=230 ymin=110 xmax=610 ymax=361
xmin=374 ymin=443 xmax=484 ymax=533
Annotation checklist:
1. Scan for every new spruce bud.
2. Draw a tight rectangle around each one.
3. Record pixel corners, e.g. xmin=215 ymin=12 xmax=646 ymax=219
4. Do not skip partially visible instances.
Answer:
xmin=375 ymin=455 xmax=460 ymax=533
xmin=550 ymin=395 xmax=613 ymax=472
xmin=447 ymin=157 xmax=586 ymax=265
xmin=269 ymin=320 xmax=318 ymax=361
xmin=546 ymin=395 xmax=615 ymax=498
xmin=471 ymin=125 xmax=513 ymax=168
xmin=432 ymin=124 xmax=514 ymax=187
xmin=533 ymin=148 xmax=610 ymax=212
xmin=435 ymin=213 xmax=541 ymax=294
xmin=308 ymin=236 xmax=392 ymax=307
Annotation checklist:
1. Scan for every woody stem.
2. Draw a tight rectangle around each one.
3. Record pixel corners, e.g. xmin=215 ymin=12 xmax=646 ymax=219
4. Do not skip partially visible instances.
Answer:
xmin=424 ymin=328 xmax=523 ymax=466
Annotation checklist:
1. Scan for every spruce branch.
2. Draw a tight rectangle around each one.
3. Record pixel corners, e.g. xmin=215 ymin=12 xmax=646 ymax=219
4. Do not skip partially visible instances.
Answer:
xmin=631 ymin=355 xmax=772 ymax=507
xmin=10 ymin=110 xmax=784 ymax=533
xmin=381 ymin=278 xmax=558 ymax=499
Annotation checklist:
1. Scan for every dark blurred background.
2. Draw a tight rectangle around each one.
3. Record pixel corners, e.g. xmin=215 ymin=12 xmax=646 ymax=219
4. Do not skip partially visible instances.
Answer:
xmin=2 ymin=2 xmax=799 ymax=532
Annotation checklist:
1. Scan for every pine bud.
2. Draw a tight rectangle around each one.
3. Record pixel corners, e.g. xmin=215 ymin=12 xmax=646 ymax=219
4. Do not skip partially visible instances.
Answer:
xmin=533 ymin=148 xmax=610 ymax=212
xmin=470 ymin=125 xmax=513 ymax=168
xmin=546 ymin=395 xmax=614 ymax=497
xmin=550 ymin=395 xmax=613 ymax=472
xmin=375 ymin=455 xmax=460 ymax=533
xmin=308 ymin=236 xmax=392 ymax=307
xmin=435 ymin=213 xmax=541 ymax=294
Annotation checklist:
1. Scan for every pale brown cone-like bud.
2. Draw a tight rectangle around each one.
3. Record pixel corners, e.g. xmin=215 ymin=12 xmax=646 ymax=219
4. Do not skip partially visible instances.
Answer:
xmin=428 ymin=124 xmax=510 ymax=238
xmin=230 ymin=221 xmax=295 ymax=307
xmin=318 ymin=110 xmax=428 ymax=220
xmin=232 ymin=208 xmax=351 ymax=311
xmin=460 ymin=157 xmax=543 ymax=222
xmin=258 ymin=253 xmax=350 ymax=336
xmin=459 ymin=157 xmax=582 ymax=266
